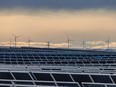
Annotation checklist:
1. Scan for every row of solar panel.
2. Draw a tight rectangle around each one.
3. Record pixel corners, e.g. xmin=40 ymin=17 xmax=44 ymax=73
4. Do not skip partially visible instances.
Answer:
xmin=1 ymin=72 xmax=116 ymax=87
xmin=0 ymin=48 xmax=115 ymax=57
xmin=0 ymin=52 xmax=115 ymax=56
xmin=1 ymin=54 xmax=116 ymax=63
xmin=0 ymin=47 xmax=113 ymax=53
xmin=0 ymin=58 xmax=116 ymax=62
xmin=1 ymin=57 xmax=116 ymax=62
xmin=1 ymin=72 xmax=116 ymax=85
xmin=0 ymin=47 xmax=80 ymax=52
xmin=0 ymin=57 xmax=113 ymax=61
xmin=0 ymin=54 xmax=116 ymax=61
xmin=1 ymin=60 xmax=116 ymax=66
xmin=0 ymin=48 xmax=60 ymax=52
xmin=0 ymin=60 xmax=116 ymax=64
xmin=0 ymin=53 xmax=116 ymax=58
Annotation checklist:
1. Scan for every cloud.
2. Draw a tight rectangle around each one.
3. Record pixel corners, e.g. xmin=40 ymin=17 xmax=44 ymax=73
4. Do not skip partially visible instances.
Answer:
xmin=0 ymin=0 xmax=116 ymax=16
xmin=84 ymin=41 xmax=116 ymax=49
xmin=85 ymin=41 xmax=106 ymax=49
xmin=0 ymin=41 xmax=67 ymax=48
xmin=0 ymin=0 xmax=116 ymax=11
xmin=1 ymin=40 xmax=116 ymax=49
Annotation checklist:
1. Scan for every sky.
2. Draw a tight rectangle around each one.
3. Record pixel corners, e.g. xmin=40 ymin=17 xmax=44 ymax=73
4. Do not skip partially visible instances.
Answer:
xmin=0 ymin=0 xmax=116 ymax=48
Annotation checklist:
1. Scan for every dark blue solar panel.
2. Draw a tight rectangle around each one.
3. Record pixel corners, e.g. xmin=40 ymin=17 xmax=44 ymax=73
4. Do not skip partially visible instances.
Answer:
xmin=0 ymin=72 xmax=14 ymax=80
xmin=52 ymin=74 xmax=73 ymax=82
xmin=91 ymin=75 xmax=112 ymax=83
xmin=111 ymin=76 xmax=116 ymax=83
xmin=33 ymin=73 xmax=53 ymax=81
xmin=71 ymin=74 xmax=92 ymax=86
xmin=12 ymin=72 xmax=32 ymax=80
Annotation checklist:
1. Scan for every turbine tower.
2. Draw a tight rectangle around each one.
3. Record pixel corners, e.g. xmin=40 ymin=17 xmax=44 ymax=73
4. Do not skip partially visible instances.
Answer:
xmin=106 ymin=36 xmax=110 ymax=50
xmin=12 ymin=34 xmax=21 ymax=47
xmin=46 ymin=41 xmax=51 ymax=48
xmin=27 ymin=36 xmax=32 ymax=47
xmin=66 ymin=35 xmax=73 ymax=48
xmin=82 ymin=39 xmax=86 ymax=49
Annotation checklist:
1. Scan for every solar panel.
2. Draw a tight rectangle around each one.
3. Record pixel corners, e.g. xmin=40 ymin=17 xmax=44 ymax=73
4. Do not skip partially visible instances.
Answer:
xmin=91 ymin=75 xmax=112 ymax=83
xmin=0 ymin=72 xmax=14 ymax=80
xmin=33 ymin=73 xmax=54 ymax=81
xmin=12 ymin=72 xmax=32 ymax=80
xmin=71 ymin=74 xmax=92 ymax=86
xmin=111 ymin=76 xmax=116 ymax=83
xmin=52 ymin=73 xmax=73 ymax=82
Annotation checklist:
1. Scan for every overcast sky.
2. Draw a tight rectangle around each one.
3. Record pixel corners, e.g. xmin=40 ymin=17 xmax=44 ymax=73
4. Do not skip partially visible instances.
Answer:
xmin=0 ymin=0 xmax=116 ymax=10
xmin=0 ymin=0 xmax=116 ymax=48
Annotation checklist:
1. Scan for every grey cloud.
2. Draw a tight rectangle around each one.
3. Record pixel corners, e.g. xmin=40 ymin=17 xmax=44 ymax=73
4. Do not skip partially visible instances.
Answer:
xmin=0 ymin=0 xmax=116 ymax=10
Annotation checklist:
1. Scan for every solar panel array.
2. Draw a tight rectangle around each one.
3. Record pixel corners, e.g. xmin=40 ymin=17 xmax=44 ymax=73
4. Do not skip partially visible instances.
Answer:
xmin=0 ymin=71 xmax=116 ymax=87
xmin=0 ymin=47 xmax=116 ymax=87
xmin=0 ymin=47 xmax=116 ymax=66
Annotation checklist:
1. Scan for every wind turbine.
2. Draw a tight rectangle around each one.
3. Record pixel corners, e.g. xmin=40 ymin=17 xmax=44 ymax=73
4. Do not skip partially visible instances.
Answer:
xmin=46 ymin=41 xmax=51 ymax=48
xmin=27 ymin=36 xmax=33 ymax=47
xmin=105 ymin=36 xmax=111 ymax=50
xmin=82 ymin=39 xmax=86 ymax=49
xmin=66 ymin=35 xmax=73 ymax=48
xmin=12 ymin=34 xmax=21 ymax=47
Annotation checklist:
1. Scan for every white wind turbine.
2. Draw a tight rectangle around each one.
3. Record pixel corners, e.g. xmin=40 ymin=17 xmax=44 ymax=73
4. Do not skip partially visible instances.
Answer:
xmin=46 ymin=41 xmax=51 ymax=48
xmin=12 ymin=34 xmax=21 ymax=47
xmin=66 ymin=35 xmax=73 ymax=48
xmin=27 ymin=36 xmax=33 ymax=47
